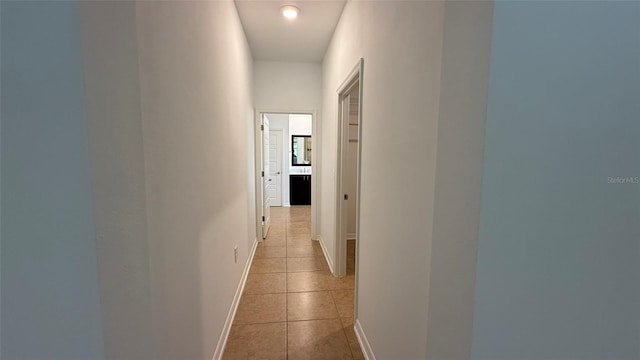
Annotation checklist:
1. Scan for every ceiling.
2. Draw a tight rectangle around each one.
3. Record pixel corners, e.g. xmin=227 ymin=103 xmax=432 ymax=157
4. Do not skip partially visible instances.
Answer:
xmin=234 ymin=0 xmax=347 ymax=63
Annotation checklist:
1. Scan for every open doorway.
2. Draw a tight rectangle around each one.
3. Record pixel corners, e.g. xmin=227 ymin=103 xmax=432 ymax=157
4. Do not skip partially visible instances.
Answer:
xmin=255 ymin=111 xmax=318 ymax=240
xmin=335 ymin=59 xmax=363 ymax=282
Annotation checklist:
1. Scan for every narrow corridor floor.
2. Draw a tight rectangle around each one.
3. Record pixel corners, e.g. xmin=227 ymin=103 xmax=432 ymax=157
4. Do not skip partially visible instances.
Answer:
xmin=223 ymin=206 xmax=363 ymax=360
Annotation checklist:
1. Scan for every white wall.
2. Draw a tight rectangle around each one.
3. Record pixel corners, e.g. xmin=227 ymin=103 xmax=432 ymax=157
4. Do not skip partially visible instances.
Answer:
xmin=135 ymin=2 xmax=255 ymax=359
xmin=79 ymin=3 xmax=154 ymax=358
xmin=321 ymin=2 xmax=446 ymax=358
xmin=1 ymin=2 xmax=105 ymax=358
xmin=471 ymin=2 xmax=640 ymax=359
xmin=322 ymin=2 xmax=498 ymax=358
xmin=426 ymin=2 xmax=494 ymax=359
xmin=254 ymin=61 xmax=322 ymax=111
xmin=78 ymin=1 xmax=256 ymax=359
xmin=289 ymin=114 xmax=313 ymax=137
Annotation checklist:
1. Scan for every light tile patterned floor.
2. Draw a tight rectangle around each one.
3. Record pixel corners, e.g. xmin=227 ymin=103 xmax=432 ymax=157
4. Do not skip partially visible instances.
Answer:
xmin=223 ymin=206 xmax=363 ymax=360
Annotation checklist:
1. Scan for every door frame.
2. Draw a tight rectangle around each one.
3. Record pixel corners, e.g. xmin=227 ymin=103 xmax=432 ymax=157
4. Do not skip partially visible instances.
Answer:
xmin=254 ymin=109 xmax=320 ymax=242
xmin=255 ymin=113 xmax=271 ymax=239
xmin=334 ymin=59 xmax=364 ymax=284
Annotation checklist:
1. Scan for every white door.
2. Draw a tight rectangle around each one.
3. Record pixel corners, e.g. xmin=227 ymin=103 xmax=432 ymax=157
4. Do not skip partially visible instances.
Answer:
xmin=262 ymin=116 xmax=271 ymax=238
xmin=268 ymin=130 xmax=283 ymax=207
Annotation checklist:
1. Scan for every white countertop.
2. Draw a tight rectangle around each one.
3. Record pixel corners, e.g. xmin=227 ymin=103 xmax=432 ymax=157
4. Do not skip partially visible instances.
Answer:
xmin=289 ymin=168 xmax=312 ymax=175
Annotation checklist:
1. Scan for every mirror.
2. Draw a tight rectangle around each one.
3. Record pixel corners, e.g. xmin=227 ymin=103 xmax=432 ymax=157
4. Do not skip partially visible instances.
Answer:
xmin=292 ymin=135 xmax=312 ymax=166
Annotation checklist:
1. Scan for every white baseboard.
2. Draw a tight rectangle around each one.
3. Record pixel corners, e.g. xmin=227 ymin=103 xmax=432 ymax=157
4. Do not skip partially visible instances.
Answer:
xmin=283 ymin=202 xmax=291 ymax=207
xmin=315 ymin=236 xmax=335 ymax=275
xmin=354 ymin=319 xmax=376 ymax=360
xmin=347 ymin=233 xmax=357 ymax=240
xmin=212 ymin=238 xmax=258 ymax=360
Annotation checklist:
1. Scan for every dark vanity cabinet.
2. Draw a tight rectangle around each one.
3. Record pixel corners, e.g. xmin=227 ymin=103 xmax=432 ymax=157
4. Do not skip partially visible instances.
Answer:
xmin=290 ymin=175 xmax=312 ymax=205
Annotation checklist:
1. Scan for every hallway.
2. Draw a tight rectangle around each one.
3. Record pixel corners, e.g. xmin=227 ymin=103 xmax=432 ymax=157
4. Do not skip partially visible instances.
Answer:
xmin=223 ymin=206 xmax=363 ymax=360
xmin=4 ymin=1 xmax=639 ymax=359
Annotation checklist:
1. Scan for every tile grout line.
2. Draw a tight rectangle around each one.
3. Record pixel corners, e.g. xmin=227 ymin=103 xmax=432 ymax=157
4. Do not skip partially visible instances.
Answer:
xmin=233 ymin=320 xmax=287 ymax=326
xmin=225 ymin=208 xmax=314 ymax=359
xmin=248 ymin=208 xmax=315 ymax=358
xmin=331 ymin=290 xmax=356 ymax=360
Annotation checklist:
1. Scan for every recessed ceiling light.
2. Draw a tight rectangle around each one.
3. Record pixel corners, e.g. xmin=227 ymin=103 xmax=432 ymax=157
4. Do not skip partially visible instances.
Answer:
xmin=281 ymin=5 xmax=300 ymax=19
